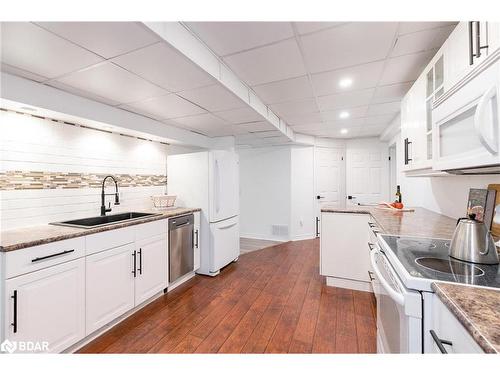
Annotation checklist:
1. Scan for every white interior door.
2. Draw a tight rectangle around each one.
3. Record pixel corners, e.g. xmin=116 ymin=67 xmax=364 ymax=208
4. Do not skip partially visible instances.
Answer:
xmin=346 ymin=142 xmax=389 ymax=206
xmin=209 ymin=150 xmax=239 ymax=223
xmin=314 ymin=146 xmax=345 ymax=236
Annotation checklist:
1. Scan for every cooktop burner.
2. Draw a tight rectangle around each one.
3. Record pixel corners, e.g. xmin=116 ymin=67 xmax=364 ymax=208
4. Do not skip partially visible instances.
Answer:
xmin=380 ymin=235 xmax=500 ymax=288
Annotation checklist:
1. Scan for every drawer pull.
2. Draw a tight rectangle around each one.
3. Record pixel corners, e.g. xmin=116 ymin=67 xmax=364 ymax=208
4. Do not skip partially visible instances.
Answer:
xmin=430 ymin=330 xmax=452 ymax=354
xmin=31 ymin=249 xmax=75 ymax=263
xmin=11 ymin=290 xmax=18 ymax=333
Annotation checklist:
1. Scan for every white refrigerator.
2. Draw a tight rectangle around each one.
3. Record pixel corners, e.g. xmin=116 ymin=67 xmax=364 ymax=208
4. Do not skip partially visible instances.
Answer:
xmin=167 ymin=150 xmax=239 ymax=276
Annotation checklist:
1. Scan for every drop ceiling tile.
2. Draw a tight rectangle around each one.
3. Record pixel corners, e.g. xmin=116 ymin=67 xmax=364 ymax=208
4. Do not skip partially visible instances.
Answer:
xmin=270 ymin=98 xmax=318 ymax=118
xmin=1 ymin=22 xmax=103 ymax=79
xmin=366 ymin=101 xmax=401 ymax=116
xmin=112 ymin=42 xmax=214 ymax=92
xmin=233 ymin=121 xmax=275 ymax=132
xmin=252 ymin=130 xmax=283 ymax=138
xmin=320 ymin=107 xmax=369 ymax=121
xmin=55 ymin=62 xmax=168 ymax=104
xmin=379 ymin=51 xmax=435 ymax=86
xmin=398 ymin=22 xmax=457 ymax=35
xmin=47 ymin=80 xmax=121 ymax=106
xmin=300 ymin=22 xmax=398 ymax=73
xmin=294 ymin=22 xmax=347 ymax=35
xmin=1 ymin=63 xmax=47 ymax=82
xmin=120 ymin=94 xmax=206 ymax=120
xmin=36 ymin=22 xmax=159 ymax=59
xmin=317 ymin=88 xmax=375 ymax=111
xmin=214 ymin=107 xmax=265 ymax=124
xmin=252 ymin=75 xmax=313 ymax=104
xmin=223 ymin=39 xmax=306 ymax=86
xmin=178 ymin=84 xmax=245 ymax=112
xmin=363 ymin=114 xmax=396 ymax=125
xmin=391 ymin=26 xmax=455 ymax=57
xmin=372 ymin=82 xmax=413 ymax=104
xmin=172 ymin=113 xmax=228 ymax=128
xmin=358 ymin=124 xmax=389 ymax=136
xmin=284 ymin=112 xmax=322 ymax=126
xmin=186 ymin=22 xmax=294 ymax=57
xmin=311 ymin=60 xmax=385 ymax=96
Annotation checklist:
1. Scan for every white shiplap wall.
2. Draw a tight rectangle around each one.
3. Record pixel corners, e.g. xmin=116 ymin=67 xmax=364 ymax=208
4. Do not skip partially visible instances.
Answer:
xmin=0 ymin=110 xmax=168 ymax=230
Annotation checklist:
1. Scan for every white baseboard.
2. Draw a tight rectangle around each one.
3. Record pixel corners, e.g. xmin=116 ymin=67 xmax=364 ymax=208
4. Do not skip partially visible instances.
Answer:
xmin=240 ymin=233 xmax=287 ymax=242
xmin=325 ymin=277 xmax=373 ymax=292
xmin=291 ymin=233 xmax=316 ymax=241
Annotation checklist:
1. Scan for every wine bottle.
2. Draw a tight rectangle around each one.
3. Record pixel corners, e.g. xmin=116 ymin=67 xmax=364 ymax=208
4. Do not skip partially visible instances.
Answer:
xmin=395 ymin=185 xmax=402 ymax=203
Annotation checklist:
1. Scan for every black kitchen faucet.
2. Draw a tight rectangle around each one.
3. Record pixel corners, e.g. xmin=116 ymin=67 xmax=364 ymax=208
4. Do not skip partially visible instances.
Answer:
xmin=100 ymin=175 xmax=120 ymax=216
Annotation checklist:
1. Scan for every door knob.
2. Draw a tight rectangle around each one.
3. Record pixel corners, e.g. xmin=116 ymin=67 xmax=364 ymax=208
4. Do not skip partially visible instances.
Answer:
xmin=316 ymin=195 xmax=325 ymax=199
xmin=347 ymin=195 xmax=356 ymax=200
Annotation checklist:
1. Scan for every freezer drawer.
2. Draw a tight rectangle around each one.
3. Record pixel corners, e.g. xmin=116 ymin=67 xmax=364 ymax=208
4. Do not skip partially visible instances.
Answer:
xmin=169 ymin=214 xmax=194 ymax=283
xmin=210 ymin=216 xmax=239 ymax=272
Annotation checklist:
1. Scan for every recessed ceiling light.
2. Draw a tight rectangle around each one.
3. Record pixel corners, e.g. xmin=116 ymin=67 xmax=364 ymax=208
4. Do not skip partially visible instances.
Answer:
xmin=340 ymin=128 xmax=348 ymax=134
xmin=339 ymin=77 xmax=353 ymax=88
xmin=339 ymin=111 xmax=350 ymax=119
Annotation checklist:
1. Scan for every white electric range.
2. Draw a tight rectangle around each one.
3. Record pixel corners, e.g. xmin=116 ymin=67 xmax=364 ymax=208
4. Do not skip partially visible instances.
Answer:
xmin=371 ymin=234 xmax=500 ymax=354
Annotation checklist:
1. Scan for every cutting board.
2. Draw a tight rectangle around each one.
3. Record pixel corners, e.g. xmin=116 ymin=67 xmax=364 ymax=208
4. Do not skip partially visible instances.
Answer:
xmin=374 ymin=207 xmax=415 ymax=212
xmin=487 ymin=184 xmax=500 ymax=237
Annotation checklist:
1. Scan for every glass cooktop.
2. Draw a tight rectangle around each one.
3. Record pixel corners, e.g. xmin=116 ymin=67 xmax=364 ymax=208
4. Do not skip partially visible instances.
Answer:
xmin=380 ymin=235 xmax=500 ymax=288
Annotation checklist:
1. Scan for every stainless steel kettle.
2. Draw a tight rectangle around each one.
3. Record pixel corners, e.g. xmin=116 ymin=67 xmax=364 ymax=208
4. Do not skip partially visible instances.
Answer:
xmin=449 ymin=215 xmax=499 ymax=264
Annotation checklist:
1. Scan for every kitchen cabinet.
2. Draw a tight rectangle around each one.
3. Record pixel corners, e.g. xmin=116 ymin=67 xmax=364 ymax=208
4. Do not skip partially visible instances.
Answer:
xmin=135 ymin=234 xmax=167 ymax=305
xmin=446 ymin=22 xmax=500 ymax=89
xmin=193 ymin=211 xmax=201 ymax=271
xmin=426 ymin=294 xmax=483 ymax=353
xmin=320 ymin=212 xmax=371 ymax=291
xmin=85 ymin=243 xmax=135 ymax=335
xmin=3 ymin=258 xmax=85 ymax=353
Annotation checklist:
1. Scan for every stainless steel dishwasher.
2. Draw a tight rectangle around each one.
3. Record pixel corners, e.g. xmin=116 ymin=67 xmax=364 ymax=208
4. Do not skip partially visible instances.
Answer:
xmin=168 ymin=214 xmax=194 ymax=283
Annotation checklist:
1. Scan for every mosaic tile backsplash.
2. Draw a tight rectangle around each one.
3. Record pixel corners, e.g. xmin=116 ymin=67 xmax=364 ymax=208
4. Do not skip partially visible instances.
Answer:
xmin=0 ymin=171 xmax=167 ymax=190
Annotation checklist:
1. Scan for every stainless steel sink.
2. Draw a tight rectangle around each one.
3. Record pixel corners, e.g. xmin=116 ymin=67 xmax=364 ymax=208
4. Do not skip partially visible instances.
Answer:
xmin=50 ymin=212 xmax=160 ymax=229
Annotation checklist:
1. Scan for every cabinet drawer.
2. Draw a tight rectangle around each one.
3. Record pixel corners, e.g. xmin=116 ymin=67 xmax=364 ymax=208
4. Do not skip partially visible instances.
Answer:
xmin=135 ymin=219 xmax=167 ymax=241
xmin=4 ymin=237 xmax=85 ymax=279
xmin=430 ymin=295 xmax=483 ymax=353
xmin=86 ymin=226 xmax=135 ymax=256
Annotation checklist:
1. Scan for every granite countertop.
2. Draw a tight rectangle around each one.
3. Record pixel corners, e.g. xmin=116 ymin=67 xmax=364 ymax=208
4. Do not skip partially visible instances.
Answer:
xmin=432 ymin=282 xmax=500 ymax=353
xmin=0 ymin=207 xmax=201 ymax=252
xmin=321 ymin=205 xmax=457 ymax=239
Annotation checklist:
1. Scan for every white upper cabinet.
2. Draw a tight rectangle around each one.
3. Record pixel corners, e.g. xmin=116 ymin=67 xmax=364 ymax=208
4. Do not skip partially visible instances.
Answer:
xmin=446 ymin=22 xmax=500 ymax=89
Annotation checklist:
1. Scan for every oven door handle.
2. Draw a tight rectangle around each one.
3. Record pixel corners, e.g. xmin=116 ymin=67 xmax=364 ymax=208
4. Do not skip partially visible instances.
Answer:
xmin=370 ymin=250 xmax=405 ymax=306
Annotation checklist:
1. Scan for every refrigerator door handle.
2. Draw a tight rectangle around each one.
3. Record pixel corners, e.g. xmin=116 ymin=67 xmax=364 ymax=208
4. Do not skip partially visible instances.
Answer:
xmin=215 ymin=158 xmax=221 ymax=213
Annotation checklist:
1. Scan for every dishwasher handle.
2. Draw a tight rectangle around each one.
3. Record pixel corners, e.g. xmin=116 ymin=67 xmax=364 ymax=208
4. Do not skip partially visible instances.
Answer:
xmin=169 ymin=214 xmax=194 ymax=230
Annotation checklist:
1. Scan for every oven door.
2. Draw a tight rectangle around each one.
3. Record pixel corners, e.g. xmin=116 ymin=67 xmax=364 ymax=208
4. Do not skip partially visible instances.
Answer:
xmin=370 ymin=249 xmax=422 ymax=353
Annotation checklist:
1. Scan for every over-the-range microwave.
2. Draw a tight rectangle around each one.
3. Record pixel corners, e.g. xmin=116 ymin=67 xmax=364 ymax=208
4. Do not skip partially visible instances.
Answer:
xmin=433 ymin=56 xmax=500 ymax=174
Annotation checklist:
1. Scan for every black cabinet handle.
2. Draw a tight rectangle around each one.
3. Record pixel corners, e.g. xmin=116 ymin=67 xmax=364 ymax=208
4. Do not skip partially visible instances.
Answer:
xmin=11 ymin=290 xmax=17 ymax=333
xmin=31 ymin=249 xmax=75 ymax=263
xmin=194 ymin=230 xmax=199 ymax=249
xmin=132 ymin=250 xmax=137 ymax=277
xmin=404 ymin=138 xmax=412 ymax=165
xmin=315 ymin=217 xmax=320 ymax=237
xmin=430 ymin=330 xmax=452 ymax=354
xmin=138 ymin=248 xmax=142 ymax=275
xmin=368 ymin=271 xmax=375 ymax=282
xmin=469 ymin=21 xmax=475 ymax=65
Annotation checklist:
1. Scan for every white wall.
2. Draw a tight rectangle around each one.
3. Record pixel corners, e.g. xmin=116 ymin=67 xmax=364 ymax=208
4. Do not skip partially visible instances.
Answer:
xmin=389 ymin=129 xmax=500 ymax=219
xmin=239 ymin=146 xmax=291 ymax=241
xmin=0 ymin=110 xmax=168 ymax=230
xmin=291 ymin=146 xmax=315 ymax=240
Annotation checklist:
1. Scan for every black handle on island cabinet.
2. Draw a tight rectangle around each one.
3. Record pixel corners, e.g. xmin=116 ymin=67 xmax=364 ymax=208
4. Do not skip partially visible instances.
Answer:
xmin=31 ymin=249 xmax=75 ymax=263
xmin=132 ymin=250 xmax=137 ymax=277
xmin=138 ymin=248 xmax=143 ymax=275
xmin=430 ymin=330 xmax=452 ymax=354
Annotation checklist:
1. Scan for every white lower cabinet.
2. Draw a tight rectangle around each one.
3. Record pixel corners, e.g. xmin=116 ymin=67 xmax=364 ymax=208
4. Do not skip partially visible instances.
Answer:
xmin=320 ymin=212 xmax=371 ymax=291
xmin=85 ymin=243 xmax=135 ymax=335
xmin=135 ymin=234 xmax=167 ymax=305
xmin=426 ymin=294 xmax=483 ymax=353
xmin=4 ymin=258 xmax=85 ymax=353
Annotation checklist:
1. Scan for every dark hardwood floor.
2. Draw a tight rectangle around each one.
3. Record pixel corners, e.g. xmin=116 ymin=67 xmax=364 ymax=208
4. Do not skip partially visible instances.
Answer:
xmin=78 ymin=238 xmax=377 ymax=354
